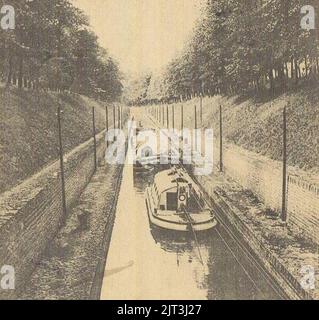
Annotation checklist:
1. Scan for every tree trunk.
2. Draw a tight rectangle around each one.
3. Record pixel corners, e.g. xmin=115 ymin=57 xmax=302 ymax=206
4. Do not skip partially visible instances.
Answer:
xmin=7 ymin=54 xmax=13 ymax=85
xmin=18 ymin=56 xmax=24 ymax=89
xmin=13 ymin=73 xmax=17 ymax=86
xmin=291 ymin=58 xmax=294 ymax=80
xmin=278 ymin=64 xmax=285 ymax=91
xmin=269 ymin=69 xmax=274 ymax=96
xmin=284 ymin=63 xmax=289 ymax=81
xmin=294 ymin=59 xmax=299 ymax=85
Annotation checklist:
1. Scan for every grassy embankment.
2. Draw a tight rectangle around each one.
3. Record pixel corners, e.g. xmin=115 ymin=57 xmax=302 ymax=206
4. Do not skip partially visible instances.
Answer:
xmin=0 ymin=86 xmax=109 ymax=194
xmin=167 ymin=86 xmax=318 ymax=178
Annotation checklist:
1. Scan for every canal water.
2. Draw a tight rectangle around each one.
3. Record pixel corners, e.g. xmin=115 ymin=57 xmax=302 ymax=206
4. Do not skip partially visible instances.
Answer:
xmin=100 ymin=110 xmax=281 ymax=300
xmin=100 ymin=162 xmax=282 ymax=300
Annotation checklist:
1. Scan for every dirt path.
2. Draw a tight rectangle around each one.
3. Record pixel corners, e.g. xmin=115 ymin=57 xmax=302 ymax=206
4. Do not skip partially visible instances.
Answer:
xmin=20 ymin=162 xmax=123 ymax=300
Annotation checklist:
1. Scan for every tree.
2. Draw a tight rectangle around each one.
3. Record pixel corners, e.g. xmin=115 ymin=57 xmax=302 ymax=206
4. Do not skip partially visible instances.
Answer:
xmin=147 ymin=0 xmax=319 ymax=102
xmin=0 ymin=0 xmax=123 ymax=101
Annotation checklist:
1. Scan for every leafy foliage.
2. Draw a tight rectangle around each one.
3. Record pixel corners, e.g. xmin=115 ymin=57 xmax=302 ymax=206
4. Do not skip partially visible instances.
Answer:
xmin=134 ymin=0 xmax=319 ymax=104
xmin=0 ymin=0 xmax=122 ymax=101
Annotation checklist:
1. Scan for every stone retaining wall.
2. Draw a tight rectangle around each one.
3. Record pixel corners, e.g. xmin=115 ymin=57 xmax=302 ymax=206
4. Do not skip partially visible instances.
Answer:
xmin=0 ymin=132 xmax=106 ymax=299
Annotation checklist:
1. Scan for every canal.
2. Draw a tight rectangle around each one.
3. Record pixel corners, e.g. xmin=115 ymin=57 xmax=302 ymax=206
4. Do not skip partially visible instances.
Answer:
xmin=100 ymin=110 xmax=283 ymax=300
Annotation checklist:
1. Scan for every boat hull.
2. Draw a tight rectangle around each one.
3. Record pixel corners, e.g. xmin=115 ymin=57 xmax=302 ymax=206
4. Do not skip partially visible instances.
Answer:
xmin=145 ymin=188 xmax=217 ymax=232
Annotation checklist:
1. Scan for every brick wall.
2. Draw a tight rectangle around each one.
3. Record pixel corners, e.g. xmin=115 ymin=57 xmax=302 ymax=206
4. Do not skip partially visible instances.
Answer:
xmin=0 ymin=132 xmax=107 ymax=299
xmin=195 ymin=175 xmax=313 ymax=300
xmin=214 ymin=143 xmax=319 ymax=244
xmin=287 ymin=176 xmax=319 ymax=243
xmin=150 ymin=109 xmax=318 ymax=245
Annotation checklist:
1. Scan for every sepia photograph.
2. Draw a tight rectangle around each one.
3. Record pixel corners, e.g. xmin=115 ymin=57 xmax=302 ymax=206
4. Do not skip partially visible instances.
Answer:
xmin=0 ymin=0 xmax=318 ymax=305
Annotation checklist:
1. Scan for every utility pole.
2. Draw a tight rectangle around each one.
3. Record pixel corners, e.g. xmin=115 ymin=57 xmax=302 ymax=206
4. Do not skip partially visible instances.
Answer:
xmin=194 ymin=105 xmax=198 ymax=151
xmin=113 ymin=105 xmax=116 ymax=142
xmin=219 ymin=105 xmax=223 ymax=172
xmin=92 ymin=107 xmax=97 ymax=172
xmin=105 ymin=106 xmax=109 ymax=147
xmin=167 ymin=105 xmax=169 ymax=129
xmin=57 ymin=105 xmax=67 ymax=223
xmin=117 ymin=106 xmax=120 ymax=130
xmin=172 ymin=104 xmax=175 ymax=130
xmin=121 ymin=106 xmax=123 ymax=129
xmin=281 ymin=105 xmax=288 ymax=222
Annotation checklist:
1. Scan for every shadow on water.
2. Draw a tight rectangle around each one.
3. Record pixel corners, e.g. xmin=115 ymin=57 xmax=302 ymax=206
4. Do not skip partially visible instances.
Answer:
xmin=149 ymin=226 xmax=207 ymax=255
xmin=132 ymin=165 xmax=279 ymax=300
xmin=151 ymin=224 xmax=266 ymax=300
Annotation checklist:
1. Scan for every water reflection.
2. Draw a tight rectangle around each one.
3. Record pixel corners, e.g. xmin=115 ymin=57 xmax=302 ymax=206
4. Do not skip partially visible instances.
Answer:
xmin=150 ymin=227 xmax=194 ymax=253
xmin=102 ymin=109 xmax=281 ymax=300
xmin=132 ymin=165 xmax=279 ymax=300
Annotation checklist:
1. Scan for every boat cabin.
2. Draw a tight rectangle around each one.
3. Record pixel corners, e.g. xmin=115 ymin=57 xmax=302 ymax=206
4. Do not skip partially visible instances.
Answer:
xmin=149 ymin=168 xmax=206 ymax=214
